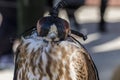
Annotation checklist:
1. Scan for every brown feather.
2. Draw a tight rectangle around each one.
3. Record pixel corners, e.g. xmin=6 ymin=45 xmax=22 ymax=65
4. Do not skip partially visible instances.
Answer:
xmin=13 ymin=36 xmax=99 ymax=80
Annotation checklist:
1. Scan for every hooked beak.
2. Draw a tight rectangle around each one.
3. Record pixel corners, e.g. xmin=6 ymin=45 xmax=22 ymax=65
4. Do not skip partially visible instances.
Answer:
xmin=47 ymin=32 xmax=58 ymax=41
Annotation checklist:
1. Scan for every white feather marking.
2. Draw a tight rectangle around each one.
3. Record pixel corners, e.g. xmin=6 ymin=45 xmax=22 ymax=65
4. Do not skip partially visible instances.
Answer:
xmin=35 ymin=68 xmax=40 ymax=76
xmin=35 ymin=52 xmax=41 ymax=65
xmin=41 ymin=49 xmax=48 ymax=73
xmin=63 ymin=60 xmax=67 ymax=66
xmin=42 ymin=76 xmax=50 ymax=80
xmin=22 ymin=63 xmax=25 ymax=70
xmin=70 ymin=61 xmax=77 ymax=80
xmin=22 ymin=37 xmax=45 ymax=54
xmin=60 ymin=41 xmax=82 ymax=49
xmin=17 ymin=68 xmax=23 ymax=80
xmin=27 ymin=68 xmax=40 ymax=80
xmin=27 ymin=72 xmax=34 ymax=80
xmin=45 ymin=42 xmax=51 ymax=53
xmin=69 ymin=51 xmax=77 ymax=80
xmin=57 ymin=51 xmax=62 ymax=60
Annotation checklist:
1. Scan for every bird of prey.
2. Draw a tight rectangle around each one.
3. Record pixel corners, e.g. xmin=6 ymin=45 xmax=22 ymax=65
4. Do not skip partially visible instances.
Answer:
xmin=13 ymin=1 xmax=99 ymax=80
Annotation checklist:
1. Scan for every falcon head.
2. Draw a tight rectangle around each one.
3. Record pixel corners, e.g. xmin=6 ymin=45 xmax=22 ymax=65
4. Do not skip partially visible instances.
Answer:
xmin=37 ymin=16 xmax=70 ymax=41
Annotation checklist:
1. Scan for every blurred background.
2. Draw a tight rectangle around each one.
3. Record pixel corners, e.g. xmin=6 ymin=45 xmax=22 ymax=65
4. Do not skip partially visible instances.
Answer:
xmin=0 ymin=0 xmax=120 ymax=80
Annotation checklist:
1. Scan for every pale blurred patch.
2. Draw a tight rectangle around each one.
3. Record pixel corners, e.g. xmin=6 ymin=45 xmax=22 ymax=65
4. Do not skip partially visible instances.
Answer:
xmin=0 ymin=69 xmax=13 ymax=80
xmin=75 ymin=6 xmax=100 ymax=24
xmin=81 ymin=32 xmax=101 ymax=44
xmin=75 ymin=6 xmax=120 ymax=23
xmin=44 ymin=6 xmax=120 ymax=24
xmin=92 ymin=37 xmax=120 ymax=53
xmin=105 ymin=6 xmax=120 ymax=22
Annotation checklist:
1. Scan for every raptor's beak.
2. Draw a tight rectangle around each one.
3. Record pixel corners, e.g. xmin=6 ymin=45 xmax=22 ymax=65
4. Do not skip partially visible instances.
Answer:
xmin=48 ymin=32 xmax=57 ymax=41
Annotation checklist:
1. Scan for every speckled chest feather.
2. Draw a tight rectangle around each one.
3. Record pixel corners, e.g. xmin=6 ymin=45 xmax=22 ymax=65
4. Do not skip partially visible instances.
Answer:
xmin=13 ymin=36 xmax=98 ymax=80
